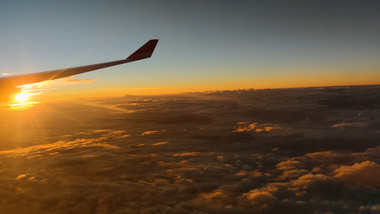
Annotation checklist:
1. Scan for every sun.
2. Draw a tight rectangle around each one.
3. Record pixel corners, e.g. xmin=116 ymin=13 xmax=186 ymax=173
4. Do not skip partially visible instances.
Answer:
xmin=14 ymin=92 xmax=30 ymax=103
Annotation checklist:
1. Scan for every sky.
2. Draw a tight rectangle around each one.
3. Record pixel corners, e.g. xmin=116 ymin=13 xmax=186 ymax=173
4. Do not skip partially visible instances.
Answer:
xmin=1 ymin=0 xmax=380 ymax=99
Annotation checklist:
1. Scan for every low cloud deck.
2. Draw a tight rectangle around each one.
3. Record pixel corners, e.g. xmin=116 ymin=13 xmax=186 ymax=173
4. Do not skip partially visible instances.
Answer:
xmin=0 ymin=85 xmax=379 ymax=213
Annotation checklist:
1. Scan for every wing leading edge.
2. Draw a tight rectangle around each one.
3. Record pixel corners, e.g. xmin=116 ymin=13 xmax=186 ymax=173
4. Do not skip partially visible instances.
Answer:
xmin=0 ymin=39 xmax=158 ymax=89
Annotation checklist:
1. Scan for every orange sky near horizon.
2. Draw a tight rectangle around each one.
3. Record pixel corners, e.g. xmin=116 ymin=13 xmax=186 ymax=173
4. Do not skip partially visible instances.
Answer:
xmin=28 ymin=69 xmax=380 ymax=101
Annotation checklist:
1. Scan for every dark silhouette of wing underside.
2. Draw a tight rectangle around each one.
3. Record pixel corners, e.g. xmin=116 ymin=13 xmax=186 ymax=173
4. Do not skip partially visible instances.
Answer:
xmin=0 ymin=39 xmax=158 ymax=88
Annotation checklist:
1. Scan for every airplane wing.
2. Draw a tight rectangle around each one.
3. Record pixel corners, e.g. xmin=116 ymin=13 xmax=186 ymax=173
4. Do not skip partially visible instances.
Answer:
xmin=0 ymin=39 xmax=158 ymax=101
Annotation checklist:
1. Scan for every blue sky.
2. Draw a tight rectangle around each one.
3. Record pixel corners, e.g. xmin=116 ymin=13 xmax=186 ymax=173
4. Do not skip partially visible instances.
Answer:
xmin=1 ymin=0 xmax=380 ymax=97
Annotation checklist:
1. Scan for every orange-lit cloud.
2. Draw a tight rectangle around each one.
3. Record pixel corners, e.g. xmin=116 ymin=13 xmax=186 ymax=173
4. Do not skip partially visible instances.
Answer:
xmin=334 ymin=161 xmax=380 ymax=188
xmin=0 ymin=130 xmax=126 ymax=157
xmin=233 ymin=122 xmax=281 ymax=133
xmin=332 ymin=122 xmax=367 ymax=128
xmin=141 ymin=130 xmax=159 ymax=136
xmin=276 ymin=160 xmax=302 ymax=171
xmin=152 ymin=142 xmax=168 ymax=146
xmin=173 ymin=152 xmax=201 ymax=157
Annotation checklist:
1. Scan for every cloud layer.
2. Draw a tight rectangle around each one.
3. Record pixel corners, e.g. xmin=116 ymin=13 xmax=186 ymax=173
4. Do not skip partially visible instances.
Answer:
xmin=0 ymin=86 xmax=379 ymax=213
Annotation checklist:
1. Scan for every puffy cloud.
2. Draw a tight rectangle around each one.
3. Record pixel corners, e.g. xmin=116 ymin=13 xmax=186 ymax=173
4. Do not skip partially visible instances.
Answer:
xmin=233 ymin=122 xmax=281 ymax=133
xmin=334 ymin=161 xmax=380 ymax=189
xmin=289 ymin=174 xmax=339 ymax=195
xmin=152 ymin=141 xmax=168 ymax=146
xmin=360 ymin=204 xmax=380 ymax=214
xmin=0 ymin=130 xmax=122 ymax=158
xmin=332 ymin=122 xmax=367 ymax=128
xmin=141 ymin=130 xmax=158 ymax=135
xmin=173 ymin=152 xmax=201 ymax=157
xmin=242 ymin=188 xmax=279 ymax=212
xmin=141 ymin=130 xmax=166 ymax=136
xmin=276 ymin=160 xmax=303 ymax=171
xmin=277 ymin=169 xmax=309 ymax=181
xmin=305 ymin=151 xmax=347 ymax=161
xmin=16 ymin=174 xmax=27 ymax=180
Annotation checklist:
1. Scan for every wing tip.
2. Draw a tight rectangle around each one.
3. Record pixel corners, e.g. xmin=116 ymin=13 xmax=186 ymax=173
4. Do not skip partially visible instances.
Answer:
xmin=126 ymin=39 xmax=159 ymax=61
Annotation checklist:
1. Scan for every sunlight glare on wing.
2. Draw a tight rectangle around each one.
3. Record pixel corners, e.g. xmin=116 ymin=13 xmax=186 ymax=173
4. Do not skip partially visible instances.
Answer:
xmin=15 ymin=92 xmax=30 ymax=103
xmin=8 ymin=89 xmax=39 ymax=110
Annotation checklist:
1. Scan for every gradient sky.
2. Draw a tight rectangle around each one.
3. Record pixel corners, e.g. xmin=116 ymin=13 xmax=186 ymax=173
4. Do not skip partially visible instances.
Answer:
xmin=1 ymin=0 xmax=380 ymax=98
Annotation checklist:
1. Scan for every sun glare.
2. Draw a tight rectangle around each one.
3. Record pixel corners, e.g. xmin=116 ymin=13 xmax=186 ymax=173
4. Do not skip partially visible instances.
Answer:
xmin=9 ymin=91 xmax=38 ymax=110
xmin=15 ymin=92 xmax=30 ymax=103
